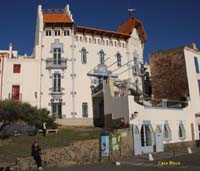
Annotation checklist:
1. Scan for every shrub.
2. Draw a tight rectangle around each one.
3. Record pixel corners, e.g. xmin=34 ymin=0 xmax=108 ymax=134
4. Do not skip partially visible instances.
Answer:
xmin=0 ymin=100 xmax=57 ymax=130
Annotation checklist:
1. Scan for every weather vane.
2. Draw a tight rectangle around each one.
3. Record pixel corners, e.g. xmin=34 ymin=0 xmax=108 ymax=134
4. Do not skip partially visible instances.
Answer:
xmin=128 ymin=8 xmax=136 ymax=17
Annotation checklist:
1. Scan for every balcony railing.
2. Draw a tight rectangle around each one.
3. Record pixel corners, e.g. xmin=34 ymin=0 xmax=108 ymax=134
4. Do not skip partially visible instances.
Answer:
xmin=46 ymin=58 xmax=67 ymax=70
xmin=49 ymin=88 xmax=64 ymax=97
xmin=134 ymin=96 xmax=188 ymax=109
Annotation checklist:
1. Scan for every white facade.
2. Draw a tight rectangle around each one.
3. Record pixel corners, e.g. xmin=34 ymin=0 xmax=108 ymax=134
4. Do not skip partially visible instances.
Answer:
xmin=0 ymin=4 xmax=145 ymax=125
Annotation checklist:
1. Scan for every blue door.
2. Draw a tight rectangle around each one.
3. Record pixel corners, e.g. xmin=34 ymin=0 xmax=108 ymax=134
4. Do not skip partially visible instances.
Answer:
xmin=140 ymin=123 xmax=154 ymax=154
xmin=133 ymin=125 xmax=142 ymax=155
xmin=155 ymin=125 xmax=164 ymax=152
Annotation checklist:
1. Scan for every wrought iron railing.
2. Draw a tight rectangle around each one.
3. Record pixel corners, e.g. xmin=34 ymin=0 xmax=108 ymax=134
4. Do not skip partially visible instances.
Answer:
xmin=46 ymin=58 xmax=67 ymax=69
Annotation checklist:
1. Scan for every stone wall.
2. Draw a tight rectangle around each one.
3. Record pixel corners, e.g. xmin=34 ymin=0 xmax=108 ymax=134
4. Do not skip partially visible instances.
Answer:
xmin=164 ymin=140 xmax=198 ymax=153
xmin=111 ymin=128 xmax=133 ymax=161
xmin=150 ymin=47 xmax=189 ymax=100
xmin=16 ymin=139 xmax=99 ymax=171
xmin=16 ymin=129 xmax=134 ymax=170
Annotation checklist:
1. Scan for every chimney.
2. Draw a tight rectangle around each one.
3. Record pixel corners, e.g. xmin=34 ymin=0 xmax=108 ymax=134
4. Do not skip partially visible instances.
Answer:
xmin=9 ymin=43 xmax=13 ymax=58
xmin=64 ymin=4 xmax=74 ymax=22
xmin=191 ymin=42 xmax=198 ymax=50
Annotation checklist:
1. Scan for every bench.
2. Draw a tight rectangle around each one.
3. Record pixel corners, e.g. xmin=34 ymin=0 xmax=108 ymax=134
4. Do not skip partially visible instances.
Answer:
xmin=38 ymin=129 xmax=59 ymax=134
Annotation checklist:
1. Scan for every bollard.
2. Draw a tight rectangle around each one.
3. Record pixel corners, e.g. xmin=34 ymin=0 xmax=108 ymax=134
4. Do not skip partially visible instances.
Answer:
xmin=148 ymin=153 xmax=154 ymax=161
xmin=187 ymin=147 xmax=192 ymax=154
xmin=115 ymin=162 xmax=120 ymax=165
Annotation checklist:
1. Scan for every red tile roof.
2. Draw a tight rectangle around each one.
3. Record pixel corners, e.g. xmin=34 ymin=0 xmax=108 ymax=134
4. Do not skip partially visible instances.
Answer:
xmin=43 ymin=13 xmax=73 ymax=23
xmin=76 ymin=26 xmax=130 ymax=39
xmin=117 ymin=17 xmax=147 ymax=43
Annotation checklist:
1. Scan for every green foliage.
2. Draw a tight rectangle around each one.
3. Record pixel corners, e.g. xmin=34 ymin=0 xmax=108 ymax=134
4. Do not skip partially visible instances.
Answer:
xmin=129 ymin=88 xmax=141 ymax=96
xmin=0 ymin=99 xmax=57 ymax=129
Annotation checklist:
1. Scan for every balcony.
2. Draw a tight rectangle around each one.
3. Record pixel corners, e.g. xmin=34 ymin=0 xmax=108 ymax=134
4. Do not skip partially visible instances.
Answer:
xmin=46 ymin=58 xmax=67 ymax=70
xmin=49 ymin=88 xmax=64 ymax=98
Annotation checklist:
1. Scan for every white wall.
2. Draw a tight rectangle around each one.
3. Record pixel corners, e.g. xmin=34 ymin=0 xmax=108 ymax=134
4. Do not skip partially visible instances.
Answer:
xmin=2 ymin=57 xmax=39 ymax=106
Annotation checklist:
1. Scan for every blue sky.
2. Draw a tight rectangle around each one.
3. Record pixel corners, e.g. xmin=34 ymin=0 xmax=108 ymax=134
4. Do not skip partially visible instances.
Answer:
xmin=0 ymin=0 xmax=200 ymax=62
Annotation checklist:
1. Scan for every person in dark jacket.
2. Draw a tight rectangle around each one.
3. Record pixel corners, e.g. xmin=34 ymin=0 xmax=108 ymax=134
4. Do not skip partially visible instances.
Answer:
xmin=32 ymin=141 xmax=43 ymax=170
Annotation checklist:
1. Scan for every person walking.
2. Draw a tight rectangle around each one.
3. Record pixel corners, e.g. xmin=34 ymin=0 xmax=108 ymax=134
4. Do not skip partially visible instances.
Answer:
xmin=32 ymin=141 xmax=43 ymax=170
xmin=42 ymin=122 xmax=47 ymax=137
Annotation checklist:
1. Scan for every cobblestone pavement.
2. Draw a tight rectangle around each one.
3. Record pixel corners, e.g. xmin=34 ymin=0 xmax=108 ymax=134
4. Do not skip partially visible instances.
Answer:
xmin=44 ymin=150 xmax=200 ymax=171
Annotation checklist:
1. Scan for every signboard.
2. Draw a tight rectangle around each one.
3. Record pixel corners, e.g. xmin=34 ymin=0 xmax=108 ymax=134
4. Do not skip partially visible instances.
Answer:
xmin=100 ymin=132 xmax=110 ymax=157
xmin=112 ymin=133 xmax=121 ymax=151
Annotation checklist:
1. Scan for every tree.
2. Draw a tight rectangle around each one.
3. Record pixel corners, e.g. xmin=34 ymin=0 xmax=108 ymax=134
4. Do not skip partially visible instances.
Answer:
xmin=0 ymin=100 xmax=57 ymax=131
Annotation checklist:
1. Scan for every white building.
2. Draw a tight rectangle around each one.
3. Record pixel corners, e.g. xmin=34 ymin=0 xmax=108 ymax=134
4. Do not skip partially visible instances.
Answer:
xmin=0 ymin=3 xmax=200 ymax=154
xmin=0 ymin=4 xmax=146 ymax=126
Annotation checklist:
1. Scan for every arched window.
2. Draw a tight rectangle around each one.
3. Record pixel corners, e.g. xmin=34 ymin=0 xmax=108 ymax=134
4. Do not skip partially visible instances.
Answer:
xmin=141 ymin=124 xmax=153 ymax=147
xmin=81 ymin=48 xmax=87 ymax=64
xmin=179 ymin=121 xmax=186 ymax=140
xmin=163 ymin=122 xmax=172 ymax=141
xmin=53 ymin=73 xmax=61 ymax=92
xmin=99 ymin=50 xmax=105 ymax=65
xmin=116 ymin=52 xmax=122 ymax=67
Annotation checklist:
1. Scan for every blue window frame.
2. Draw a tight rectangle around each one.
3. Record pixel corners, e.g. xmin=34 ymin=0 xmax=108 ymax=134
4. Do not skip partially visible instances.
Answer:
xmin=194 ymin=57 xmax=199 ymax=73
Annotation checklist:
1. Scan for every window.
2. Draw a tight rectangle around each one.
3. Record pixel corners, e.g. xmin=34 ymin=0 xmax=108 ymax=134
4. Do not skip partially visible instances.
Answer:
xmin=81 ymin=48 xmax=87 ymax=64
xmin=133 ymin=56 xmax=139 ymax=74
xmin=55 ymin=30 xmax=60 ymax=36
xmin=52 ymin=102 xmax=62 ymax=118
xmin=53 ymin=73 xmax=61 ymax=92
xmin=64 ymin=30 xmax=69 ymax=36
xmin=194 ymin=57 xmax=199 ymax=73
xmin=13 ymin=64 xmax=21 ymax=73
xmin=99 ymin=50 xmax=105 ymax=65
xmin=198 ymin=80 xmax=200 ymax=95
xmin=102 ymin=39 xmax=105 ymax=45
xmin=110 ymin=40 xmax=113 ymax=46
xmin=163 ymin=123 xmax=172 ymax=141
xmin=82 ymin=102 xmax=88 ymax=117
xmin=76 ymin=36 xmax=78 ymax=41
xmin=179 ymin=121 xmax=186 ymax=140
xmin=118 ymin=42 xmax=121 ymax=47
xmin=116 ymin=53 xmax=122 ymax=67
xmin=89 ymin=38 xmax=92 ymax=43
xmin=93 ymin=38 xmax=96 ymax=44
xmin=141 ymin=124 xmax=153 ymax=146
xmin=98 ymin=39 xmax=101 ymax=44
xmin=46 ymin=30 xmax=51 ymax=36
xmin=84 ymin=37 xmax=87 ymax=43
xmin=80 ymin=36 xmax=83 ymax=42
xmin=12 ymin=85 xmax=20 ymax=100
xmin=114 ymin=41 xmax=117 ymax=46
xmin=53 ymin=48 xmax=61 ymax=65
xmin=106 ymin=40 xmax=108 ymax=45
